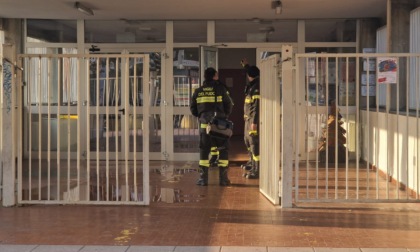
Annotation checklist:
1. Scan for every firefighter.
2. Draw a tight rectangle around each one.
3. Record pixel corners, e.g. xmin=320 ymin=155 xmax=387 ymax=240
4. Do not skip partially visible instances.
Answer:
xmin=208 ymin=81 xmax=231 ymax=167
xmin=190 ymin=67 xmax=234 ymax=186
xmin=241 ymin=59 xmax=260 ymax=179
xmin=209 ymin=147 xmax=219 ymax=167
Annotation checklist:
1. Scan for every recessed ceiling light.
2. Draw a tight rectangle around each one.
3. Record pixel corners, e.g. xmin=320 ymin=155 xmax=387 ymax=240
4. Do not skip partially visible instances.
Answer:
xmin=75 ymin=2 xmax=94 ymax=16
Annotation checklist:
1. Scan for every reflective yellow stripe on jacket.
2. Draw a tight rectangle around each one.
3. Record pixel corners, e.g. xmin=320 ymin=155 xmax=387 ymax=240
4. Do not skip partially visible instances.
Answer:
xmin=248 ymin=130 xmax=258 ymax=135
xmin=245 ymin=95 xmax=260 ymax=104
xmin=197 ymin=96 xmax=223 ymax=103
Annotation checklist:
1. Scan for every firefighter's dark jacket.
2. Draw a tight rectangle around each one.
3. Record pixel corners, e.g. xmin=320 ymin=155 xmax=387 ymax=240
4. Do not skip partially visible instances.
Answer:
xmin=190 ymin=80 xmax=234 ymax=124
xmin=244 ymin=76 xmax=260 ymax=125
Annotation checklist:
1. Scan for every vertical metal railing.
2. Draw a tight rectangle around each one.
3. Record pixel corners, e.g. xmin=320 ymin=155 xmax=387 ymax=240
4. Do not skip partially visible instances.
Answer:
xmin=18 ymin=54 xmax=150 ymax=205
xmin=417 ymin=59 xmax=420 ymax=200
xmin=294 ymin=53 xmax=420 ymax=203
xmin=259 ymin=54 xmax=281 ymax=205
xmin=334 ymin=58 xmax=339 ymax=199
xmin=172 ymin=75 xmax=200 ymax=154
xmin=355 ymin=56 xmax=360 ymax=199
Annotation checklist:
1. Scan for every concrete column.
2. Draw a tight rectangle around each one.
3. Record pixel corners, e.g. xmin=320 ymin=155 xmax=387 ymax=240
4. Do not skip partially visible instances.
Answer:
xmin=2 ymin=19 xmax=22 ymax=207
xmin=281 ymin=45 xmax=293 ymax=208
xmin=388 ymin=0 xmax=415 ymax=111
xmin=358 ymin=18 xmax=381 ymax=109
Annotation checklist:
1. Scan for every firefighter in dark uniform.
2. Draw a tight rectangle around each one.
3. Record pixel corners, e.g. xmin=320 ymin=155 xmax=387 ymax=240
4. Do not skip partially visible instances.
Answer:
xmin=209 ymin=82 xmax=231 ymax=167
xmin=241 ymin=59 xmax=260 ymax=179
xmin=190 ymin=67 xmax=234 ymax=186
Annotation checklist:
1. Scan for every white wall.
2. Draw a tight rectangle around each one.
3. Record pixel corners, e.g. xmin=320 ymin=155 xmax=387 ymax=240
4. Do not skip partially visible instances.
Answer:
xmin=361 ymin=110 xmax=420 ymax=194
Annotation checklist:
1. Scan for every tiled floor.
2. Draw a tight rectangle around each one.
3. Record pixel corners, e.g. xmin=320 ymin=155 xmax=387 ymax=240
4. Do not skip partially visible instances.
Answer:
xmin=0 ymin=245 xmax=419 ymax=252
xmin=1 ymin=137 xmax=420 ymax=250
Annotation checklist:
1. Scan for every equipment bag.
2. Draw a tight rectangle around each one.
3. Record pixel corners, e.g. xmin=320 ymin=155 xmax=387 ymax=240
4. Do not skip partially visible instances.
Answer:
xmin=206 ymin=117 xmax=233 ymax=139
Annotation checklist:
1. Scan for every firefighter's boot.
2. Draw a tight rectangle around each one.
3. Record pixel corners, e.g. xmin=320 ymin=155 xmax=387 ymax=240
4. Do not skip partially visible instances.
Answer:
xmin=243 ymin=160 xmax=256 ymax=177
xmin=219 ymin=167 xmax=231 ymax=186
xmin=196 ymin=166 xmax=208 ymax=186
xmin=245 ymin=161 xmax=259 ymax=179
xmin=241 ymin=152 xmax=253 ymax=170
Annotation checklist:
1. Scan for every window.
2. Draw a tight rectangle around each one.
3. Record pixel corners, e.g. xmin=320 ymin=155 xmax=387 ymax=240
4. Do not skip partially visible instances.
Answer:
xmin=173 ymin=48 xmax=199 ymax=107
xmin=174 ymin=21 xmax=206 ymax=43
xmin=304 ymin=48 xmax=356 ymax=106
xmin=306 ymin=19 xmax=356 ymax=42
xmin=409 ymin=8 xmax=420 ymax=110
xmin=376 ymin=26 xmax=387 ymax=108
xmin=216 ymin=20 xmax=297 ymax=43
xmin=26 ymin=48 xmax=78 ymax=105
xmin=85 ymin=20 xmax=165 ymax=43
xmin=27 ymin=20 xmax=77 ymax=43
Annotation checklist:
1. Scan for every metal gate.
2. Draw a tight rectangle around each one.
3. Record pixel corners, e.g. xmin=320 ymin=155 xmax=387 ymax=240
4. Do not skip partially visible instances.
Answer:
xmin=259 ymin=54 xmax=281 ymax=205
xmin=258 ymin=45 xmax=293 ymax=207
xmin=18 ymin=53 xmax=151 ymax=205
xmin=292 ymin=51 xmax=420 ymax=203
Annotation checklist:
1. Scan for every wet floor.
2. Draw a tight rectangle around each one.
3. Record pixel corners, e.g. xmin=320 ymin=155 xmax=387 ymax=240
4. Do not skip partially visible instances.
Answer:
xmin=2 ymin=161 xmax=420 ymax=248
xmin=2 ymin=136 xmax=420 ymax=248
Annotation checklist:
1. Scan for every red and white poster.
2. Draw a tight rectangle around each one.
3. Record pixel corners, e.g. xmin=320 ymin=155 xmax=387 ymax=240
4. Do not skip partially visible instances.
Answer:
xmin=377 ymin=57 xmax=398 ymax=84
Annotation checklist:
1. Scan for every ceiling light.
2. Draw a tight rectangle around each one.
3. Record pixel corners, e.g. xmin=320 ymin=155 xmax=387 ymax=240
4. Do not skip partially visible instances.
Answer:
xmin=259 ymin=26 xmax=275 ymax=34
xmin=75 ymin=2 xmax=94 ymax=16
xmin=138 ymin=27 xmax=152 ymax=31
xmin=271 ymin=0 xmax=282 ymax=15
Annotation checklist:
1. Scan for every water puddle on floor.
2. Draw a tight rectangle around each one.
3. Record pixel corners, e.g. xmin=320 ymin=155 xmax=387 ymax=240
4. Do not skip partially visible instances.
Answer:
xmin=150 ymin=161 xmax=205 ymax=203
xmin=20 ymin=160 xmax=205 ymax=203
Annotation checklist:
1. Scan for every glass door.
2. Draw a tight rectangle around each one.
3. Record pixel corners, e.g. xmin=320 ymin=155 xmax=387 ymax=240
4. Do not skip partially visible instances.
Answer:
xmin=86 ymin=48 xmax=163 ymax=160
xmin=125 ymin=50 xmax=164 ymax=161
xmin=200 ymin=46 xmax=218 ymax=83
xmin=167 ymin=46 xmax=219 ymax=160
xmin=86 ymin=52 xmax=151 ymax=203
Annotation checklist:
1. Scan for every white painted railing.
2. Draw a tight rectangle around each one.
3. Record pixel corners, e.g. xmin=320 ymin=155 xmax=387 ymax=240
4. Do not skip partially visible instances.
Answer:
xmin=293 ymin=52 xmax=420 ymax=203
xmin=18 ymin=54 xmax=150 ymax=205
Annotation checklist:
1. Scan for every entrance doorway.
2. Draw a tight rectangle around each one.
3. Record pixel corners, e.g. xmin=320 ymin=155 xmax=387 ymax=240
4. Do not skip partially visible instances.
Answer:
xmin=218 ymin=48 xmax=255 ymax=138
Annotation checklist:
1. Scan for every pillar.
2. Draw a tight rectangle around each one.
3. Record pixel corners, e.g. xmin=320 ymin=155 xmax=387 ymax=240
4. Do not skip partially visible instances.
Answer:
xmin=2 ymin=19 xmax=22 ymax=207
xmin=358 ymin=18 xmax=381 ymax=109
xmin=281 ymin=45 xmax=293 ymax=208
xmin=388 ymin=0 xmax=415 ymax=111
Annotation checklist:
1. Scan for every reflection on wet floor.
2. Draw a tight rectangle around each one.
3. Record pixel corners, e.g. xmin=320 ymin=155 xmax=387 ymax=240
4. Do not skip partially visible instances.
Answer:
xmin=19 ymin=135 xmax=248 ymax=204
xmin=150 ymin=161 xmax=206 ymax=204
xmin=20 ymin=160 xmax=204 ymax=203
xmin=152 ymin=188 xmax=206 ymax=203
xmin=7 ymin=136 xmax=420 ymax=248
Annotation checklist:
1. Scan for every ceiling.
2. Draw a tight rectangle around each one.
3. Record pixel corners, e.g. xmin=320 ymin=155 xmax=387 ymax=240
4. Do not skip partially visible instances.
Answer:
xmin=0 ymin=0 xmax=387 ymax=20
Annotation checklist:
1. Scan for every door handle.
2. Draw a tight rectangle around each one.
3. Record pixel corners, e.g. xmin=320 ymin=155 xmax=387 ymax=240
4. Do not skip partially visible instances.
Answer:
xmin=118 ymin=108 xmax=125 ymax=115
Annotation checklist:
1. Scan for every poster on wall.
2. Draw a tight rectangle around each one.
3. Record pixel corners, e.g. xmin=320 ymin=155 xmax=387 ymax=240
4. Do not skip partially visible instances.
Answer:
xmin=361 ymin=73 xmax=376 ymax=85
xmin=361 ymin=85 xmax=376 ymax=97
xmin=363 ymin=59 xmax=376 ymax=71
xmin=362 ymin=48 xmax=376 ymax=72
xmin=377 ymin=57 xmax=398 ymax=84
